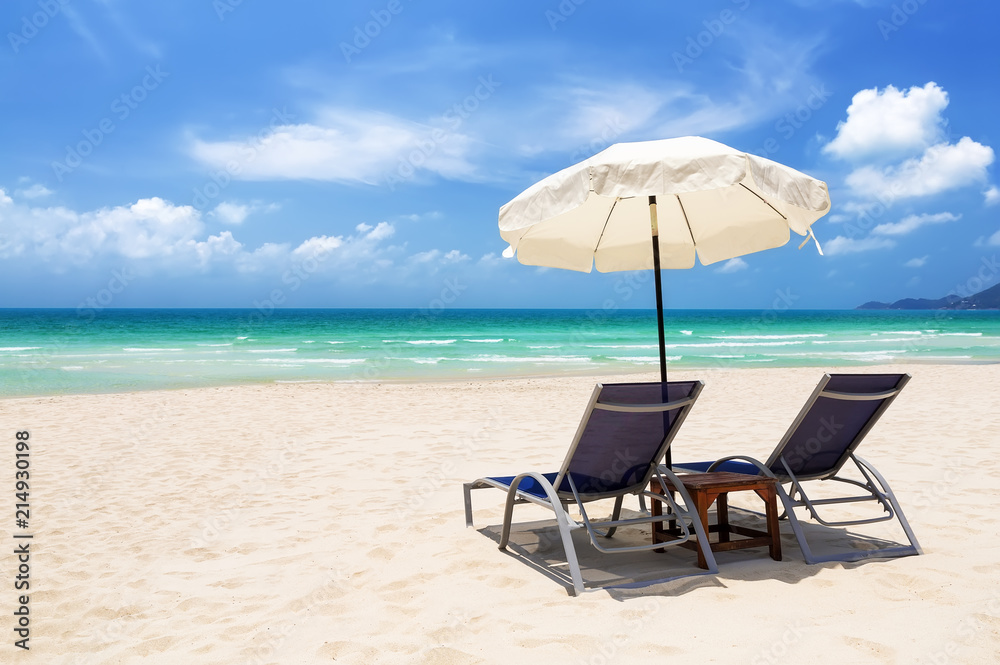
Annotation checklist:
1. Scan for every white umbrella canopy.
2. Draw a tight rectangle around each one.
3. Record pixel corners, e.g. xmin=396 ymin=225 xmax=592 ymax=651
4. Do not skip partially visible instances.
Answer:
xmin=499 ymin=136 xmax=830 ymax=386
xmin=500 ymin=136 xmax=830 ymax=272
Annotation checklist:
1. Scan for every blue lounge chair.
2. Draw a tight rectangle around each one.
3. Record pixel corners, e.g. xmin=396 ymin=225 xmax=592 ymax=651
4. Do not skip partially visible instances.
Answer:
xmin=675 ymin=373 xmax=922 ymax=564
xmin=464 ymin=381 xmax=718 ymax=596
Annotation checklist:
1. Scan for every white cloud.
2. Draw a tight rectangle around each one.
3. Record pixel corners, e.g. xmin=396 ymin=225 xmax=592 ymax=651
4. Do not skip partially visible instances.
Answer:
xmin=844 ymin=137 xmax=994 ymax=201
xmin=442 ymin=249 xmax=469 ymax=263
xmin=211 ymin=202 xmax=251 ymax=225
xmin=190 ymin=109 xmax=476 ymax=186
xmin=985 ymin=186 xmax=1000 ymax=207
xmin=406 ymin=248 xmax=471 ymax=269
xmin=872 ymin=212 xmax=961 ymax=236
xmin=0 ymin=194 xmax=421 ymax=281
xmin=824 ymin=236 xmax=897 ymax=256
xmin=716 ymin=258 xmax=749 ymax=273
xmin=17 ymin=184 xmax=53 ymax=199
xmin=477 ymin=252 xmax=507 ymax=268
xmin=975 ymin=230 xmax=1000 ymax=247
xmin=904 ymin=256 xmax=929 ymax=268
xmin=292 ymin=235 xmax=344 ymax=259
xmin=823 ymin=83 xmax=949 ymax=162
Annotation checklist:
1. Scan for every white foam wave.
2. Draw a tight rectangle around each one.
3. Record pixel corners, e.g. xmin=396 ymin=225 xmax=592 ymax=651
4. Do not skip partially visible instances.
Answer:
xmin=0 ymin=347 xmax=41 ymax=351
xmin=257 ymin=358 xmax=364 ymax=365
xmin=464 ymin=339 xmax=504 ymax=343
xmin=122 ymin=347 xmax=184 ymax=352
xmin=811 ymin=337 xmax=919 ymax=345
xmin=247 ymin=348 xmax=297 ymax=353
xmin=706 ymin=334 xmax=826 ymax=340
xmin=404 ymin=340 xmax=457 ymax=345
xmin=664 ymin=341 xmax=803 ymax=349
xmin=587 ymin=344 xmax=659 ymax=349
xmin=468 ymin=355 xmax=592 ymax=363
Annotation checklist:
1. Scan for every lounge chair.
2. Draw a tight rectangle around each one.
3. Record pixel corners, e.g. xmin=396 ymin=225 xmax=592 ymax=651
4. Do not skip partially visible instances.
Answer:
xmin=674 ymin=373 xmax=922 ymax=564
xmin=463 ymin=381 xmax=718 ymax=596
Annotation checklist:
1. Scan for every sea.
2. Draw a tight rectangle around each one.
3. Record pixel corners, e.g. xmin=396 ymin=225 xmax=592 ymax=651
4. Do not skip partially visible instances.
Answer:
xmin=1 ymin=308 xmax=999 ymax=397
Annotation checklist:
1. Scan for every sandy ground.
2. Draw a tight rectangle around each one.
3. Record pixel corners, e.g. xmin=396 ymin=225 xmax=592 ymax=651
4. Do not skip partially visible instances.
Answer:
xmin=2 ymin=364 xmax=999 ymax=664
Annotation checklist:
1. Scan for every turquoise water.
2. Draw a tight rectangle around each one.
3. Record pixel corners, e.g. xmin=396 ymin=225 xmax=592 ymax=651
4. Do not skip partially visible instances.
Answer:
xmin=1 ymin=308 xmax=999 ymax=397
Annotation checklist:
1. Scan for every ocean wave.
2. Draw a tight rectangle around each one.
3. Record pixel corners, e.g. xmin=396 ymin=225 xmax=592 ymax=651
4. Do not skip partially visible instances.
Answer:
xmin=468 ymin=355 xmax=592 ymax=363
xmin=941 ymin=332 xmax=983 ymax=337
xmin=247 ymin=348 xmax=297 ymax=353
xmin=811 ymin=337 xmax=920 ymax=345
xmin=607 ymin=356 xmax=681 ymax=363
xmin=664 ymin=341 xmax=804 ymax=349
xmin=402 ymin=340 xmax=457 ymax=345
xmin=257 ymin=358 xmax=364 ymax=364
xmin=122 ymin=347 xmax=184 ymax=352
xmin=464 ymin=339 xmax=504 ymax=343
xmin=782 ymin=349 xmax=908 ymax=357
xmin=0 ymin=347 xmax=41 ymax=352
xmin=586 ymin=344 xmax=659 ymax=349
xmin=196 ymin=343 xmax=233 ymax=347
xmin=706 ymin=334 xmax=826 ymax=340
xmin=679 ymin=330 xmax=693 ymax=335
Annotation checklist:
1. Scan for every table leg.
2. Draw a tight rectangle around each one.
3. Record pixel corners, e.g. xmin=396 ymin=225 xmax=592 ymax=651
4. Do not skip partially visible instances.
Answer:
xmin=717 ymin=491 xmax=730 ymax=543
xmin=765 ymin=484 xmax=781 ymax=561
xmin=754 ymin=486 xmax=782 ymax=562
xmin=650 ymin=486 xmax=664 ymax=552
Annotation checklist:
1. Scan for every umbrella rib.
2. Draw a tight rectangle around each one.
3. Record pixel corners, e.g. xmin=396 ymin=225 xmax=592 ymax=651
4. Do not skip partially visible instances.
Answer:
xmin=592 ymin=197 xmax=619 ymax=263
xmin=739 ymin=182 xmax=788 ymax=220
xmin=674 ymin=194 xmax=697 ymax=247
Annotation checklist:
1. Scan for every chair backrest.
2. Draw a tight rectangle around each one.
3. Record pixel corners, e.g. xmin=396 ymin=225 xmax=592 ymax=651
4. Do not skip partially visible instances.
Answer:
xmin=552 ymin=381 xmax=703 ymax=499
xmin=764 ymin=373 xmax=910 ymax=481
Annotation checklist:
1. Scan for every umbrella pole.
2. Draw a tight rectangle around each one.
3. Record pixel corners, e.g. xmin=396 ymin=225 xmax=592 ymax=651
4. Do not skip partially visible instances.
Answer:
xmin=648 ymin=196 xmax=667 ymax=384
xmin=650 ymin=196 xmax=671 ymax=471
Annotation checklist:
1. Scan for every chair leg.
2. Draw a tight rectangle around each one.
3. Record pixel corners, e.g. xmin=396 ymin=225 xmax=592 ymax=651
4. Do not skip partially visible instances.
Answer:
xmin=855 ymin=456 xmax=923 ymax=557
xmin=778 ymin=476 xmax=922 ymax=564
xmin=657 ymin=468 xmax=719 ymax=574
xmin=604 ymin=496 xmax=624 ymax=538
xmin=499 ymin=472 xmax=586 ymax=595
xmin=463 ymin=483 xmax=475 ymax=527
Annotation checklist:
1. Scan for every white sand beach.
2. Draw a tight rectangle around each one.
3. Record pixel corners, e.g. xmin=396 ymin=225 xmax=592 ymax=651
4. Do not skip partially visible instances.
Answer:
xmin=5 ymin=364 xmax=1000 ymax=664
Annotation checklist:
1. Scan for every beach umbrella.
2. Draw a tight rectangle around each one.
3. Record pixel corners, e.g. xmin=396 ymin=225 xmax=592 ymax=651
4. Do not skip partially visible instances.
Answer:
xmin=499 ymin=135 xmax=831 ymax=383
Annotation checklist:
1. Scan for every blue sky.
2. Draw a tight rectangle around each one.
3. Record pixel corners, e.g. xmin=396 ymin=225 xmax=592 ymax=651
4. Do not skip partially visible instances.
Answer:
xmin=1 ymin=0 xmax=998 ymax=310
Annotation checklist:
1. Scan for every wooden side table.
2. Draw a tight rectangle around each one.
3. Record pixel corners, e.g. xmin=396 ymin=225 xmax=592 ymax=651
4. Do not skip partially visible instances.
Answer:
xmin=651 ymin=471 xmax=782 ymax=569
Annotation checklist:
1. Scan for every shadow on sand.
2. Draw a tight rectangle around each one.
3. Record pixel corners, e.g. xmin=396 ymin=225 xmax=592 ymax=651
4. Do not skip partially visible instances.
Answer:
xmin=473 ymin=505 xmax=917 ymax=599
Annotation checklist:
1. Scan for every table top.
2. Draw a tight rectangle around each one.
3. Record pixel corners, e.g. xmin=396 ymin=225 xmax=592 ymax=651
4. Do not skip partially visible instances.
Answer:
xmin=672 ymin=471 xmax=777 ymax=492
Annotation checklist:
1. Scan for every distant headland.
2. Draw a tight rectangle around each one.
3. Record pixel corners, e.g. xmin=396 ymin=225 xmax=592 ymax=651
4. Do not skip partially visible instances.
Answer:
xmin=858 ymin=282 xmax=1000 ymax=310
